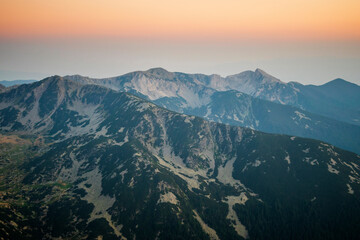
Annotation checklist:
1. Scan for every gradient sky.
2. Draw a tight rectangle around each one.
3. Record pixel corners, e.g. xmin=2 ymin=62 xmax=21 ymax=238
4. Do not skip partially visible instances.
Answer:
xmin=0 ymin=0 xmax=359 ymax=84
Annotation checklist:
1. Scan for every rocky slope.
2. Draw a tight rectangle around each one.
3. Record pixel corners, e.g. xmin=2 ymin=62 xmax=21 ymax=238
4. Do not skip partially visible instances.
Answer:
xmin=1 ymin=77 xmax=360 ymax=239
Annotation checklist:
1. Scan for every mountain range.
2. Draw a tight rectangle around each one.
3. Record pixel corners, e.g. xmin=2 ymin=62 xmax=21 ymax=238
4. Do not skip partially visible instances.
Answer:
xmin=65 ymin=68 xmax=360 ymax=125
xmin=0 ymin=75 xmax=360 ymax=239
xmin=0 ymin=80 xmax=37 ymax=87
xmin=64 ymin=68 xmax=360 ymax=154
xmin=210 ymin=69 xmax=360 ymax=126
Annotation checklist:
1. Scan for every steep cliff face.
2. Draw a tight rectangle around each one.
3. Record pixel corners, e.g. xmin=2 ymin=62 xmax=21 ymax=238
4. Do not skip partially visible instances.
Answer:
xmin=1 ymin=77 xmax=360 ymax=239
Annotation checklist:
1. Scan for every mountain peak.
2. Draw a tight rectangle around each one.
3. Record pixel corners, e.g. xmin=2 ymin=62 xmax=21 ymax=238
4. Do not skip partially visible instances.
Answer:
xmin=254 ymin=68 xmax=282 ymax=83
xmin=254 ymin=68 xmax=267 ymax=75
xmin=41 ymin=75 xmax=68 ymax=85
xmin=39 ymin=75 xmax=84 ymax=92
xmin=143 ymin=67 xmax=175 ymax=79
xmin=63 ymin=74 xmax=88 ymax=79
xmin=146 ymin=67 xmax=169 ymax=74
xmin=322 ymin=78 xmax=358 ymax=87
xmin=46 ymin=75 xmax=62 ymax=80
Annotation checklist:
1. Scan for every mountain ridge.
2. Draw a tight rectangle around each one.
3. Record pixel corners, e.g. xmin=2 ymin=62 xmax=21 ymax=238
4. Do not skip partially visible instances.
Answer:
xmin=64 ymin=68 xmax=360 ymax=122
xmin=62 ymin=69 xmax=360 ymax=154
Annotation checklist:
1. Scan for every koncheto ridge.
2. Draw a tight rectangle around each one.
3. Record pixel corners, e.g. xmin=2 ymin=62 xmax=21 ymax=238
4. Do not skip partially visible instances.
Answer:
xmin=0 ymin=70 xmax=360 ymax=240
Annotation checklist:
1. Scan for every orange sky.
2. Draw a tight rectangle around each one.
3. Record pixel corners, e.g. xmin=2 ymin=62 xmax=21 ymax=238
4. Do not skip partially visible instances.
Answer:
xmin=1 ymin=0 xmax=360 ymax=40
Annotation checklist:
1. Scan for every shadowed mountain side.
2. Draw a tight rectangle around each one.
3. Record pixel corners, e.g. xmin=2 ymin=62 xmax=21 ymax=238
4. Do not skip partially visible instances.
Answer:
xmin=186 ymin=90 xmax=360 ymax=155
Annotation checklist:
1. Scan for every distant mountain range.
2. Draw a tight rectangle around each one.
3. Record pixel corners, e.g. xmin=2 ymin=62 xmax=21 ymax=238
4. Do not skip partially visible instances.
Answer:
xmin=0 ymin=79 xmax=37 ymax=87
xmin=1 ymin=76 xmax=360 ymax=239
xmin=64 ymin=68 xmax=360 ymax=154
xmin=212 ymin=69 xmax=360 ymax=126
xmin=66 ymin=68 xmax=360 ymax=126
